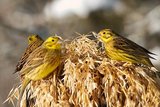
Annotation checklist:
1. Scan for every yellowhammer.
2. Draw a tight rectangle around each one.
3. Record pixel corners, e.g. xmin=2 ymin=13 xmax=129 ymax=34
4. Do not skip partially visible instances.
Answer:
xmin=98 ymin=29 xmax=155 ymax=67
xmin=15 ymin=34 xmax=43 ymax=73
xmin=18 ymin=36 xmax=62 ymax=106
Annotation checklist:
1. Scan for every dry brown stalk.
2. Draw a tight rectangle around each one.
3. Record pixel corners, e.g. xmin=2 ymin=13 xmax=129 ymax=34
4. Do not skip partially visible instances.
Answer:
xmin=6 ymin=34 xmax=160 ymax=107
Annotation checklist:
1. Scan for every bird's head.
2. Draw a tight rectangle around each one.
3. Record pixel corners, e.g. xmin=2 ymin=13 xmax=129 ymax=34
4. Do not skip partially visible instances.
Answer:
xmin=28 ymin=34 xmax=42 ymax=44
xmin=98 ymin=29 xmax=114 ymax=43
xmin=43 ymin=36 xmax=62 ymax=50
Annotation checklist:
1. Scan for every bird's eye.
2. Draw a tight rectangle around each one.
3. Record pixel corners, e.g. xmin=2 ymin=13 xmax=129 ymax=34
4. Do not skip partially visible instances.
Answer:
xmin=52 ymin=39 xmax=55 ymax=42
xmin=103 ymin=32 xmax=106 ymax=34
xmin=29 ymin=38 xmax=32 ymax=41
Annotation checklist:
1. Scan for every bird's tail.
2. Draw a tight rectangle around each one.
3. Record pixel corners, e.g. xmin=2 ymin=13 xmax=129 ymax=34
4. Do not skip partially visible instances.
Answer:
xmin=16 ymin=78 xmax=31 ymax=107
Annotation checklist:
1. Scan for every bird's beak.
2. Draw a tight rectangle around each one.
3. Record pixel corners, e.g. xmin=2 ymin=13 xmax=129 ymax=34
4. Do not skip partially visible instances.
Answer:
xmin=58 ymin=39 xmax=63 ymax=44
xmin=58 ymin=36 xmax=63 ymax=41
xmin=54 ymin=34 xmax=63 ymax=44
xmin=92 ymin=32 xmax=102 ymax=40
xmin=91 ymin=32 xmax=98 ymax=38
xmin=54 ymin=34 xmax=63 ymax=40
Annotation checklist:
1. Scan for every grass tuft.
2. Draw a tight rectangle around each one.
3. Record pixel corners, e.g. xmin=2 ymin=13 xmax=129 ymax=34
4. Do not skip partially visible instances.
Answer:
xmin=6 ymin=34 xmax=160 ymax=107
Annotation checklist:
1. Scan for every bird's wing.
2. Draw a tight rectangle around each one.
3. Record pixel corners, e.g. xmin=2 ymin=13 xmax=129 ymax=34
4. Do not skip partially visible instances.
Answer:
xmin=20 ymin=47 xmax=47 ymax=76
xmin=113 ymin=36 xmax=155 ymax=59
xmin=15 ymin=45 xmax=33 ymax=73
xmin=15 ymin=41 xmax=43 ymax=73
xmin=26 ymin=50 xmax=61 ymax=80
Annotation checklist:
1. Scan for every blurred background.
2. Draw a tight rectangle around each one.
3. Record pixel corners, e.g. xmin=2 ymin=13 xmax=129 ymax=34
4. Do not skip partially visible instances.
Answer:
xmin=0 ymin=0 xmax=160 ymax=106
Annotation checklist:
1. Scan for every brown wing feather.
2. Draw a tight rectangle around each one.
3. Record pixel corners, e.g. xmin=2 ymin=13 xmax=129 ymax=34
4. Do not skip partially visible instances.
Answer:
xmin=14 ymin=40 xmax=43 ymax=73
xmin=113 ymin=36 xmax=155 ymax=59
xmin=25 ymin=50 xmax=61 ymax=80
xmin=20 ymin=46 xmax=47 ymax=76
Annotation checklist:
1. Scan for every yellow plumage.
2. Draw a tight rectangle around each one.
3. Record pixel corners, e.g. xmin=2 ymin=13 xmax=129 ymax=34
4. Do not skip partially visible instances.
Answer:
xmin=15 ymin=34 xmax=43 ymax=73
xmin=17 ymin=36 xmax=62 ymax=107
xmin=98 ymin=29 xmax=155 ymax=67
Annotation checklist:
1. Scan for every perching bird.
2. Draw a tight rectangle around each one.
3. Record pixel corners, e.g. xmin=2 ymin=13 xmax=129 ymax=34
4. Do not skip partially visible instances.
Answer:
xmin=98 ymin=29 xmax=155 ymax=67
xmin=18 ymin=36 xmax=62 ymax=107
xmin=15 ymin=34 xmax=43 ymax=73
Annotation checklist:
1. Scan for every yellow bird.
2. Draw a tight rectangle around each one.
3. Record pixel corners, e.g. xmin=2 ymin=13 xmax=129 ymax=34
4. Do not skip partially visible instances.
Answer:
xmin=98 ymin=29 xmax=155 ymax=67
xmin=18 ymin=36 xmax=62 ymax=106
xmin=15 ymin=34 xmax=43 ymax=73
